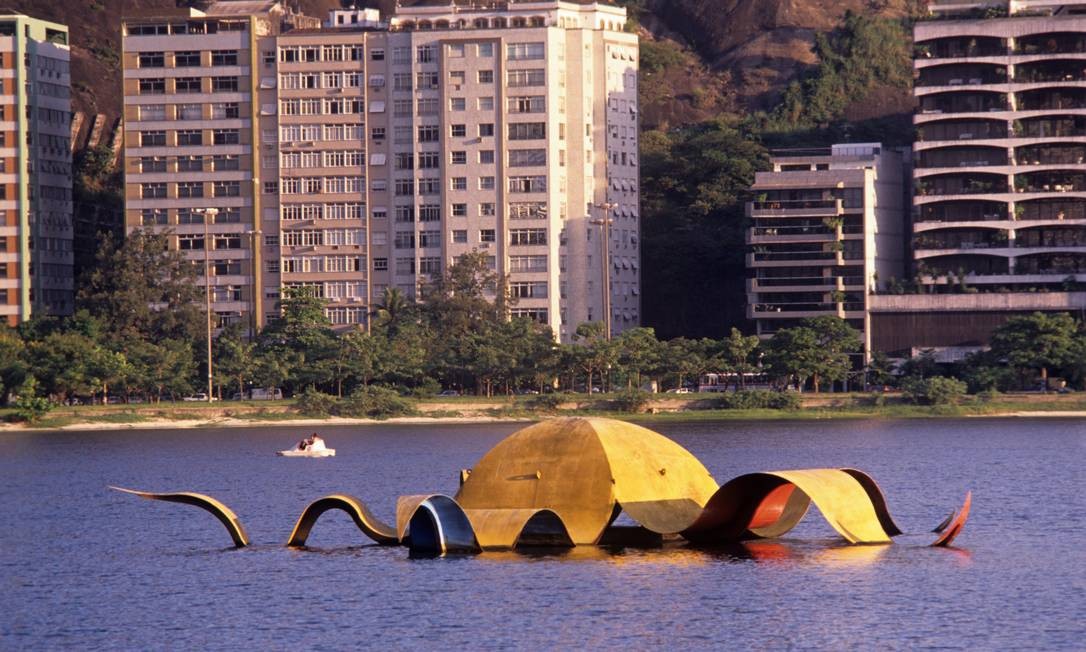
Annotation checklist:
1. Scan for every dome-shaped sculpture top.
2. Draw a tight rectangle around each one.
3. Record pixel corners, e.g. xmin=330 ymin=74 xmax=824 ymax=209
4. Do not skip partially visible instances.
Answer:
xmin=455 ymin=417 xmax=719 ymax=543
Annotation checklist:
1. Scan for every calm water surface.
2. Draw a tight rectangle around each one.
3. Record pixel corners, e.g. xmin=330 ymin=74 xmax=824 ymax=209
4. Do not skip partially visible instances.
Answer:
xmin=1 ymin=418 xmax=1083 ymax=649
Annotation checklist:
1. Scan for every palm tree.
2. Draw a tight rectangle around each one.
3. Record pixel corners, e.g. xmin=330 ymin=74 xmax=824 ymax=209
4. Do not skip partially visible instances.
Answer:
xmin=373 ymin=286 xmax=409 ymax=336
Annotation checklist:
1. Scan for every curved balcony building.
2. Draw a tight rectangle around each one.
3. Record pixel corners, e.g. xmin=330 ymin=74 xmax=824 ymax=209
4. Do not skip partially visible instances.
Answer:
xmin=914 ymin=0 xmax=1086 ymax=292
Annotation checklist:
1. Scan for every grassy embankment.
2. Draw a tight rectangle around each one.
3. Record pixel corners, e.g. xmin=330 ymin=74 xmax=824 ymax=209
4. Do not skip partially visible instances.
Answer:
xmin=2 ymin=392 xmax=1084 ymax=429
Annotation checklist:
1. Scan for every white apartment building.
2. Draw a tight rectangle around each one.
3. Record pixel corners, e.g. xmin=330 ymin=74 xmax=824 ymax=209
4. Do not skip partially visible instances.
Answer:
xmin=123 ymin=0 xmax=639 ymax=340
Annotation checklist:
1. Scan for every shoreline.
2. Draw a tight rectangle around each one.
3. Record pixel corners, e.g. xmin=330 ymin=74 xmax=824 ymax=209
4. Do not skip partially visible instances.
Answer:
xmin=2 ymin=409 xmax=1084 ymax=432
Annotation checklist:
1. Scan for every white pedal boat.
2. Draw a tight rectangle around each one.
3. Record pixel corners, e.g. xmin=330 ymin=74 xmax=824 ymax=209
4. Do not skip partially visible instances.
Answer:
xmin=277 ymin=438 xmax=335 ymax=457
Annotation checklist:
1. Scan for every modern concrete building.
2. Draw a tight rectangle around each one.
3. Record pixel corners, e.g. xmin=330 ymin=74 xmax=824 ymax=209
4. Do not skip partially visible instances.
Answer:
xmin=879 ymin=0 xmax=1086 ymax=357
xmin=746 ymin=144 xmax=907 ymax=361
xmin=122 ymin=0 xmax=639 ymax=340
xmin=0 ymin=15 xmax=72 ymax=326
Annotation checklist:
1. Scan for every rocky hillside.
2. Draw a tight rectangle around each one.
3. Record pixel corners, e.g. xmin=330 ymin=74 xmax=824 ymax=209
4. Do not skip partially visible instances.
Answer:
xmin=8 ymin=0 xmax=920 ymax=141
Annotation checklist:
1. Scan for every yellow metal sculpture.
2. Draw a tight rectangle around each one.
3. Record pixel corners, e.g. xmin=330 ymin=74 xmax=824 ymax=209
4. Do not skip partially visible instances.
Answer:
xmin=112 ymin=417 xmax=971 ymax=553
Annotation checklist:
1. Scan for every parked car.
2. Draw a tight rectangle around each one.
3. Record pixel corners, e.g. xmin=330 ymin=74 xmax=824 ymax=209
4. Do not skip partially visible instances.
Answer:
xmin=182 ymin=393 xmax=217 ymax=402
xmin=437 ymin=389 xmax=460 ymax=397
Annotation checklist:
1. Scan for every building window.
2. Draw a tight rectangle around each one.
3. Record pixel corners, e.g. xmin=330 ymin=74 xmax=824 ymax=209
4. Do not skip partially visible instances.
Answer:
xmin=140 ymin=157 xmax=167 ymax=173
xmin=139 ymin=105 xmax=167 ymax=121
xmin=419 ymin=178 xmax=441 ymax=195
xmin=214 ymin=181 xmax=241 ymax=197
xmin=418 ymin=125 xmax=440 ymax=142
xmin=175 ymin=77 xmax=202 ymax=93
xmin=374 ymin=257 xmax=388 ymax=271
xmin=450 ymin=124 xmax=466 ymax=138
xmin=448 ymin=44 xmax=465 ymax=58
xmin=511 ymin=229 xmax=547 ymax=245
xmin=509 ymin=176 xmax=547 ymax=193
xmin=175 ymin=51 xmax=201 ymax=67
xmin=418 ymin=152 xmax=440 ymax=169
xmin=451 ymin=229 xmax=467 ymax=243
xmin=138 ymin=79 xmax=165 ymax=95
xmin=451 ymin=203 xmax=467 ymax=217
xmin=394 ymin=232 xmax=415 ymax=249
xmin=177 ymin=181 xmax=204 ymax=198
xmin=451 ymin=151 xmax=467 ymax=165
xmin=478 ymin=123 xmax=495 ymax=137
xmin=416 ymin=45 xmax=435 ymax=63
xmin=212 ymin=77 xmax=239 ymax=92
xmin=451 ymin=177 xmax=467 ymax=191
xmin=450 ymin=97 xmax=466 ymax=111
xmin=509 ymin=123 xmax=546 ymax=140
xmin=479 ymin=229 xmax=496 ymax=243
xmin=478 ymin=97 xmax=495 ymax=111
xmin=371 ymin=48 xmax=385 ymax=61
xmin=178 ymin=155 xmax=203 ymax=172
xmin=177 ymin=129 xmax=203 ymax=146
xmin=212 ymin=50 xmax=238 ymax=66
xmin=213 ymin=129 xmax=240 ymax=145
xmin=479 ymin=150 xmax=495 ymax=164
xmin=138 ymin=52 xmax=164 ymax=68
xmin=509 ymin=149 xmax=546 ymax=167
xmin=508 ymin=96 xmax=545 ymax=113
xmin=419 ymin=205 xmax=441 ymax=222
xmin=395 ymin=206 xmax=415 ymax=223
xmin=508 ymin=69 xmax=545 ymax=87
xmin=212 ymin=103 xmax=239 ymax=119
xmin=179 ymin=235 xmax=205 ymax=250
xmin=477 ymin=70 xmax=494 ymax=83
xmin=479 ymin=43 xmax=494 ymax=57
xmin=141 ymin=183 xmax=167 ymax=198
xmin=213 ymin=155 xmax=239 ymax=171
xmin=141 ymin=209 xmax=167 ymax=225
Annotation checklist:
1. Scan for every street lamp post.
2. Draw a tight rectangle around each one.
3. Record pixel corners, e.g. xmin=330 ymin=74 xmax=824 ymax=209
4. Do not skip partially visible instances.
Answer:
xmin=199 ymin=207 xmax=219 ymax=402
xmin=591 ymin=202 xmax=617 ymax=340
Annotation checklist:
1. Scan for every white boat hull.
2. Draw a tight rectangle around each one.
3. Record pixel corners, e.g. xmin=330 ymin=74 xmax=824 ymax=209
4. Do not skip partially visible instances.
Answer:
xmin=277 ymin=448 xmax=336 ymax=458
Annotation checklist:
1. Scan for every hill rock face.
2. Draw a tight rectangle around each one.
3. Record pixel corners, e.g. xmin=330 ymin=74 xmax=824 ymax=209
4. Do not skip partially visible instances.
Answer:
xmin=7 ymin=0 xmax=913 ymax=140
xmin=641 ymin=0 xmax=913 ymax=109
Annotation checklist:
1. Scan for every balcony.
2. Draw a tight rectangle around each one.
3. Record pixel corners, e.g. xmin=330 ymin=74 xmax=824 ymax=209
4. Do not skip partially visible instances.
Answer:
xmin=919 ymin=254 xmax=1010 ymax=276
xmin=917 ymin=63 xmax=1007 ymax=87
xmin=917 ymin=145 xmax=1008 ymax=168
xmin=916 ymin=172 xmax=1009 ymax=197
xmin=918 ymin=90 xmax=1008 ymax=115
xmin=1015 ymin=225 xmax=1086 ymax=247
xmin=916 ymin=200 xmax=1008 ymax=223
xmin=748 ymin=198 xmax=842 ymax=217
xmin=917 ymin=118 xmax=1007 ymax=142
xmin=915 ymin=36 xmax=1006 ymax=59
xmin=1013 ymin=61 xmax=1086 ymax=84
xmin=1014 ymin=143 xmax=1086 ymax=166
xmin=1016 ymin=198 xmax=1086 ymax=221
xmin=1017 ymin=88 xmax=1086 ymax=111
xmin=1015 ymin=252 xmax=1086 ymax=274
xmin=1014 ymin=33 xmax=1086 ymax=56
xmin=1013 ymin=115 xmax=1086 ymax=138
xmin=1014 ymin=171 xmax=1086 ymax=193
xmin=914 ymin=228 xmax=1008 ymax=251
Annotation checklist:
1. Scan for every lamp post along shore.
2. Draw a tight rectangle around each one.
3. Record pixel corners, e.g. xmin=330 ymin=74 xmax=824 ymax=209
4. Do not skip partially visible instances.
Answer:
xmin=199 ymin=207 xmax=218 ymax=402
xmin=592 ymin=202 xmax=617 ymax=340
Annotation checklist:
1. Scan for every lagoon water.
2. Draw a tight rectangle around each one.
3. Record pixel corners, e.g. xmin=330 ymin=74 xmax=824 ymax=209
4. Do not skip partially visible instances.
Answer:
xmin=1 ymin=418 xmax=1083 ymax=649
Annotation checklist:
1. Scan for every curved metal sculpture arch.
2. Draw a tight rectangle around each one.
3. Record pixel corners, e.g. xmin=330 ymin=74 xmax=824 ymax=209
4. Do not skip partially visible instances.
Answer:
xmin=113 ymin=417 xmax=971 ymax=553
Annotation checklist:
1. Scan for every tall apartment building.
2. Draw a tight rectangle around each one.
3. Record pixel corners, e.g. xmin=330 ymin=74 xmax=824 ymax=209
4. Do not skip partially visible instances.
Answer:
xmin=869 ymin=0 xmax=1086 ymax=359
xmin=122 ymin=0 xmax=640 ymax=340
xmin=746 ymin=144 xmax=907 ymax=361
xmin=0 ymin=15 xmax=72 ymax=326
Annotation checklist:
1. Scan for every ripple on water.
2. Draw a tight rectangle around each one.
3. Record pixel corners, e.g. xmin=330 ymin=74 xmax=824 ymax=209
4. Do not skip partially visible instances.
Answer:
xmin=0 ymin=418 xmax=1083 ymax=649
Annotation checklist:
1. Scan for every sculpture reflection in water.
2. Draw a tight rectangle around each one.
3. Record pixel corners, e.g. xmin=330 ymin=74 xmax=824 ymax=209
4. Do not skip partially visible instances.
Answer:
xmin=112 ymin=417 xmax=971 ymax=554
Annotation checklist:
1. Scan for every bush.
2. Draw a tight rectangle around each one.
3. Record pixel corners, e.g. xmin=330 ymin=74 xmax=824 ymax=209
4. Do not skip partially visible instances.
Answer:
xmin=526 ymin=393 xmax=565 ymax=411
xmin=294 ymin=387 xmax=338 ymax=416
xmin=611 ymin=388 xmax=651 ymax=413
xmin=405 ymin=378 xmax=441 ymax=398
xmin=901 ymin=376 xmax=967 ymax=406
xmin=12 ymin=377 xmax=53 ymax=423
xmin=336 ymin=385 xmax=416 ymax=420
xmin=715 ymin=390 xmax=800 ymax=410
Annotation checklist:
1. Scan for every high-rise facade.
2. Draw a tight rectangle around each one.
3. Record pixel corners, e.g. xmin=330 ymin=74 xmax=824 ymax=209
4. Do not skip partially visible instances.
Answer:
xmin=746 ymin=144 xmax=906 ymax=361
xmin=913 ymin=0 xmax=1086 ymax=292
xmin=122 ymin=0 xmax=639 ymax=340
xmin=0 ymin=15 xmax=72 ymax=326
xmin=866 ymin=0 xmax=1086 ymax=360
